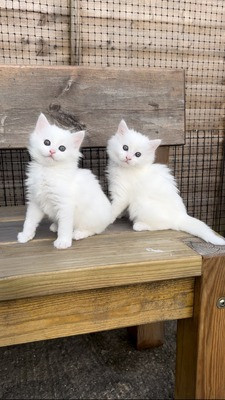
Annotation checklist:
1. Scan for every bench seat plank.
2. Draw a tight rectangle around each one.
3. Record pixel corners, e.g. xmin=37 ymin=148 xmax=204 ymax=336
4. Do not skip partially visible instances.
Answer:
xmin=0 ymin=206 xmax=202 ymax=301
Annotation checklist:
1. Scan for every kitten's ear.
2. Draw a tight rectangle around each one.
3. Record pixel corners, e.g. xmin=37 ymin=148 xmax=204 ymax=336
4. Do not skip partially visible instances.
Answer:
xmin=117 ymin=119 xmax=129 ymax=136
xmin=72 ymin=130 xmax=85 ymax=148
xmin=35 ymin=113 xmax=50 ymax=133
xmin=149 ymin=139 xmax=162 ymax=152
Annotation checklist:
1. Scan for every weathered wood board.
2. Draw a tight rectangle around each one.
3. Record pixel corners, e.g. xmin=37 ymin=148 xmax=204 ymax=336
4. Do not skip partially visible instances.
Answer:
xmin=0 ymin=206 xmax=201 ymax=302
xmin=0 ymin=278 xmax=194 ymax=347
xmin=0 ymin=66 xmax=185 ymax=148
xmin=176 ymin=254 xmax=225 ymax=399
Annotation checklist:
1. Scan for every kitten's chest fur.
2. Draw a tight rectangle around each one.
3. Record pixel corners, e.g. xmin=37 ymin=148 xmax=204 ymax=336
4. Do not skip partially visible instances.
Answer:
xmin=110 ymin=163 xmax=152 ymax=194
xmin=109 ymin=162 xmax=177 ymax=201
xmin=27 ymin=162 xmax=74 ymax=217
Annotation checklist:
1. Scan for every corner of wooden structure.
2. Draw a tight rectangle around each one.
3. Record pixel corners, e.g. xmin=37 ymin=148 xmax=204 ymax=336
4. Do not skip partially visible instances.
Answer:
xmin=175 ymin=251 xmax=225 ymax=399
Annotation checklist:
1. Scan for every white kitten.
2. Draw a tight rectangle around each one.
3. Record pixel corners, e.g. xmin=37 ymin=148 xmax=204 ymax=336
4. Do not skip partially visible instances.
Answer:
xmin=107 ymin=120 xmax=225 ymax=246
xmin=18 ymin=113 xmax=112 ymax=249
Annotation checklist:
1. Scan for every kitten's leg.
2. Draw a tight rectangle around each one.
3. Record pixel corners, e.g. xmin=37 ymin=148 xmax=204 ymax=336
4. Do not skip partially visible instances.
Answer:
xmin=133 ymin=222 xmax=153 ymax=232
xmin=18 ymin=202 xmax=44 ymax=243
xmin=49 ymin=222 xmax=57 ymax=233
xmin=54 ymin=209 xmax=74 ymax=249
xmin=72 ymin=230 xmax=95 ymax=240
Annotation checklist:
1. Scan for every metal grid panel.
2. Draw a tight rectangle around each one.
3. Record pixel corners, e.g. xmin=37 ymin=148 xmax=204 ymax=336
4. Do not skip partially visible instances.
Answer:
xmin=1 ymin=131 xmax=224 ymax=235
xmin=170 ymin=130 xmax=225 ymax=234
xmin=0 ymin=147 xmax=108 ymax=207
xmin=0 ymin=0 xmax=71 ymax=65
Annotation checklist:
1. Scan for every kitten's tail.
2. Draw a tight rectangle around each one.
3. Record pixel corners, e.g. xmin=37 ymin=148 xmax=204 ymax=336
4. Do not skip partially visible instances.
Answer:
xmin=178 ymin=215 xmax=225 ymax=245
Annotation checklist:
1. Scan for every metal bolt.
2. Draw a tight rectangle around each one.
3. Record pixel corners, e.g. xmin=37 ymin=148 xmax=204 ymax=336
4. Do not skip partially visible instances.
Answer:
xmin=217 ymin=297 xmax=225 ymax=309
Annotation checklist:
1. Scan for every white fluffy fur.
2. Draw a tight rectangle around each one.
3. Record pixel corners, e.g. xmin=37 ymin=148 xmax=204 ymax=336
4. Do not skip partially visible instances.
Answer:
xmin=18 ymin=113 xmax=112 ymax=249
xmin=107 ymin=120 xmax=225 ymax=245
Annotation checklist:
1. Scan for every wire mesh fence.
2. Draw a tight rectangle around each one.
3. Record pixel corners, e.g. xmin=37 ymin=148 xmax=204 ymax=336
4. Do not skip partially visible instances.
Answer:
xmin=0 ymin=1 xmax=224 ymax=234
xmin=1 ymin=130 xmax=224 ymax=234
xmin=170 ymin=130 xmax=225 ymax=234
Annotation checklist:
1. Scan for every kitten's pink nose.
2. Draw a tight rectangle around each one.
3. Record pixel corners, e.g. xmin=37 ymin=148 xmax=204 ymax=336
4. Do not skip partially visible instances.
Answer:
xmin=126 ymin=155 xmax=132 ymax=161
xmin=49 ymin=149 xmax=56 ymax=155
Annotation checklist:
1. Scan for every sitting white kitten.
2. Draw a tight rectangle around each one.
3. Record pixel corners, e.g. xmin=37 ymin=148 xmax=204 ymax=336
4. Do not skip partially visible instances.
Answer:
xmin=107 ymin=120 xmax=225 ymax=246
xmin=18 ymin=113 xmax=112 ymax=249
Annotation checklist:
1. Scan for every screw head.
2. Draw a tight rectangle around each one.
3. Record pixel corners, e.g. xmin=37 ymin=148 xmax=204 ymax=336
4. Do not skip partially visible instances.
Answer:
xmin=217 ymin=297 xmax=225 ymax=309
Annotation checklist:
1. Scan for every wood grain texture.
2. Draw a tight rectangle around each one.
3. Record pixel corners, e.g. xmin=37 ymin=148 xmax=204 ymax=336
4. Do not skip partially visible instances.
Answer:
xmin=0 ymin=213 xmax=201 ymax=301
xmin=80 ymin=0 xmax=223 ymax=24
xmin=184 ymin=237 xmax=225 ymax=257
xmin=80 ymin=20 xmax=222 ymax=56
xmin=175 ymin=254 xmax=225 ymax=399
xmin=128 ymin=322 xmax=165 ymax=350
xmin=0 ymin=8 xmax=70 ymax=64
xmin=155 ymin=146 xmax=170 ymax=164
xmin=0 ymin=278 xmax=194 ymax=347
xmin=1 ymin=1 xmax=70 ymax=14
xmin=1 ymin=1 xmax=223 ymax=132
xmin=0 ymin=65 xmax=185 ymax=148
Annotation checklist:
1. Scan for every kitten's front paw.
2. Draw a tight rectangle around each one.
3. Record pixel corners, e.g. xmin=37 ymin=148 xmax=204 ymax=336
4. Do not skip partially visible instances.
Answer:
xmin=54 ymin=238 xmax=72 ymax=249
xmin=17 ymin=231 xmax=35 ymax=243
xmin=49 ymin=222 xmax=57 ymax=233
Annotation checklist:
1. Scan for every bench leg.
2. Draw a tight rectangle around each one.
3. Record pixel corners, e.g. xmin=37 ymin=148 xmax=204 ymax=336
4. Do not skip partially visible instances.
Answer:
xmin=175 ymin=254 xmax=225 ymax=399
xmin=128 ymin=322 xmax=164 ymax=350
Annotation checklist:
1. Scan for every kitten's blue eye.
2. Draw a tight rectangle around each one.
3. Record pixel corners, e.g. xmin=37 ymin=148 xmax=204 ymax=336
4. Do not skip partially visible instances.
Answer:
xmin=123 ymin=145 xmax=129 ymax=151
xmin=44 ymin=139 xmax=51 ymax=146
xmin=59 ymin=145 xmax=66 ymax=152
xmin=135 ymin=152 xmax=141 ymax=157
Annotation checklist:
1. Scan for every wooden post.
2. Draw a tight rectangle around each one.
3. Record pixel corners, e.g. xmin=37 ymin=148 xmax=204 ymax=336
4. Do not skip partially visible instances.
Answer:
xmin=128 ymin=322 xmax=164 ymax=350
xmin=175 ymin=252 xmax=225 ymax=399
xmin=128 ymin=147 xmax=170 ymax=350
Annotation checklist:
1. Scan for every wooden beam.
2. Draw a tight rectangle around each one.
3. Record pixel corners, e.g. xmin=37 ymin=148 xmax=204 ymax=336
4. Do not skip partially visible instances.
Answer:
xmin=0 ymin=278 xmax=194 ymax=347
xmin=175 ymin=253 xmax=225 ymax=399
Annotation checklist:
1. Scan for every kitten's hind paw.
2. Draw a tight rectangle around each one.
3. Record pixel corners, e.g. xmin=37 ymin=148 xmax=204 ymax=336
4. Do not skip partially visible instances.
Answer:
xmin=133 ymin=222 xmax=152 ymax=232
xmin=54 ymin=238 xmax=72 ymax=249
xmin=73 ymin=230 xmax=94 ymax=240
xmin=50 ymin=222 xmax=57 ymax=233
xmin=17 ymin=231 xmax=35 ymax=243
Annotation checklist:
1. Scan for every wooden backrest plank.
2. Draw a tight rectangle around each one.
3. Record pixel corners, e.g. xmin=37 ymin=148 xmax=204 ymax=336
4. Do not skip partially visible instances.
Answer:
xmin=0 ymin=65 xmax=185 ymax=148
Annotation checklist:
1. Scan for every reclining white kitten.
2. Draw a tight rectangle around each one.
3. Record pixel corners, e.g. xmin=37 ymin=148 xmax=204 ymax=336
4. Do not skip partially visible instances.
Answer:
xmin=107 ymin=120 xmax=225 ymax=245
xmin=18 ymin=113 xmax=112 ymax=249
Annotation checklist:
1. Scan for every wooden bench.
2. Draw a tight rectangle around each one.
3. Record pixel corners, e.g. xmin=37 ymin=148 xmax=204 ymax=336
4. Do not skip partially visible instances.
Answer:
xmin=0 ymin=65 xmax=225 ymax=399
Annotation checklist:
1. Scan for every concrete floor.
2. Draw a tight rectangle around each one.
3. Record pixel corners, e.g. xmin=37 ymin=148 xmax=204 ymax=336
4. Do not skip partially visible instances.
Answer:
xmin=0 ymin=321 xmax=177 ymax=399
